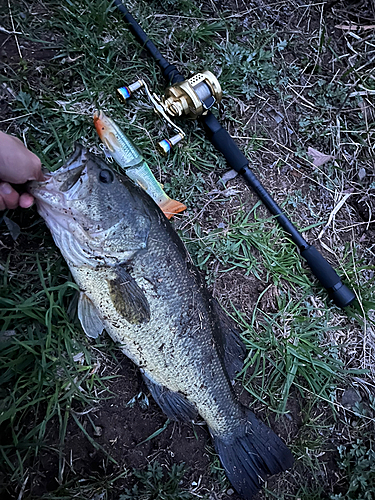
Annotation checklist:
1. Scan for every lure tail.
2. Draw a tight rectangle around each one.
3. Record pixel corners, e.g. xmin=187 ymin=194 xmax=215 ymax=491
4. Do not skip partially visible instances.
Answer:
xmin=159 ymin=198 xmax=187 ymax=219
xmin=212 ymin=408 xmax=293 ymax=499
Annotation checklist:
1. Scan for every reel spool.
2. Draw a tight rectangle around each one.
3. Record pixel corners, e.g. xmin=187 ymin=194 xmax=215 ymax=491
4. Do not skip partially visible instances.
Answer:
xmin=117 ymin=71 xmax=222 ymax=155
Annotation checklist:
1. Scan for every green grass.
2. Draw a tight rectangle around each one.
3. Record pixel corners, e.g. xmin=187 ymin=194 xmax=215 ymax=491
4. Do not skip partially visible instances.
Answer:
xmin=0 ymin=239 xmax=114 ymax=485
xmin=119 ymin=462 xmax=197 ymax=500
xmin=238 ymin=300 xmax=348 ymax=413
xmin=0 ymin=0 xmax=374 ymax=499
xmin=184 ymin=204 xmax=314 ymax=287
xmin=331 ymin=438 xmax=375 ymax=500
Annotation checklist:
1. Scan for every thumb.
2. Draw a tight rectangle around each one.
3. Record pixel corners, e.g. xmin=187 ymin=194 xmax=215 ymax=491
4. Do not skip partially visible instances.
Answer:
xmin=26 ymin=153 xmax=43 ymax=181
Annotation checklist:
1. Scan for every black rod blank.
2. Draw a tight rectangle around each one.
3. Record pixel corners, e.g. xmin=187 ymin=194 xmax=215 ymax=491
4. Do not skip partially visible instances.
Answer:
xmin=111 ymin=0 xmax=355 ymax=308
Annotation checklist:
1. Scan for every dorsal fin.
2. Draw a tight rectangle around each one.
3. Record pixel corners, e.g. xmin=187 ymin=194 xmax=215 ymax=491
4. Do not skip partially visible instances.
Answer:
xmin=211 ymin=299 xmax=246 ymax=380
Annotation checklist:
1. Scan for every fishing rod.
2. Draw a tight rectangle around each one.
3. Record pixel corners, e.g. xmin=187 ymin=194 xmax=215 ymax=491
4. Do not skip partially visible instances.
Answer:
xmin=110 ymin=0 xmax=355 ymax=309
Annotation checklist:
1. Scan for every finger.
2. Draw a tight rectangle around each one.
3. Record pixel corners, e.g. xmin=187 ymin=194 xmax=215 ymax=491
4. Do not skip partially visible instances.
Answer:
xmin=28 ymin=152 xmax=43 ymax=181
xmin=0 ymin=132 xmax=43 ymax=183
xmin=12 ymin=151 xmax=43 ymax=183
xmin=0 ymin=183 xmax=20 ymax=210
xmin=36 ymin=169 xmax=45 ymax=181
xmin=19 ymin=193 xmax=35 ymax=209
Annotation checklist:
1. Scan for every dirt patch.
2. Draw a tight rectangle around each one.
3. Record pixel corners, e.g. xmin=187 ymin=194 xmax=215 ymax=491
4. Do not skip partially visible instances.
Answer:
xmin=21 ymin=353 xmax=301 ymax=500
xmin=0 ymin=33 xmax=57 ymax=65
xmin=13 ymin=353 xmax=240 ymax=500
xmin=0 ymin=28 xmax=58 ymax=135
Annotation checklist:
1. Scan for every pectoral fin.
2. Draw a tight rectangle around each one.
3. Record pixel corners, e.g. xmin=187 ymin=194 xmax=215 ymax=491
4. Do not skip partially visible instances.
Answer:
xmin=78 ymin=292 xmax=105 ymax=339
xmin=108 ymin=267 xmax=150 ymax=325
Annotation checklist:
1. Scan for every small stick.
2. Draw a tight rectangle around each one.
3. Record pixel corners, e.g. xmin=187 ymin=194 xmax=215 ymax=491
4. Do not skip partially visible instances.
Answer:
xmin=7 ymin=0 xmax=22 ymax=59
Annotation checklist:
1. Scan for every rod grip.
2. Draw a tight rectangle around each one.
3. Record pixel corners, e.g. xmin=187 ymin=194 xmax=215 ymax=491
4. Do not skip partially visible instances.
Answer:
xmin=201 ymin=113 xmax=248 ymax=172
xmin=300 ymin=245 xmax=355 ymax=308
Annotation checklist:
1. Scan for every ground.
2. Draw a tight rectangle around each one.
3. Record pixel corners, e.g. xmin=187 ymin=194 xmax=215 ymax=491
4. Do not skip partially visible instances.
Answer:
xmin=0 ymin=1 xmax=374 ymax=499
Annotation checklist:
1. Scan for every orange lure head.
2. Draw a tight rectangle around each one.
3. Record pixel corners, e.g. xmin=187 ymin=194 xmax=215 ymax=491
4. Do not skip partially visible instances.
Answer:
xmin=93 ymin=110 xmax=120 ymax=153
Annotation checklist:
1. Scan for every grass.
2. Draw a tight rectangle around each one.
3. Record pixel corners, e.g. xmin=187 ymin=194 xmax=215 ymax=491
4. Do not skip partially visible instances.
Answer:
xmin=0 ymin=229 xmax=118 ymax=487
xmin=330 ymin=434 xmax=375 ymax=500
xmin=119 ymin=462 xmax=196 ymax=500
xmin=184 ymin=204 xmax=314 ymax=287
xmin=0 ymin=0 xmax=374 ymax=499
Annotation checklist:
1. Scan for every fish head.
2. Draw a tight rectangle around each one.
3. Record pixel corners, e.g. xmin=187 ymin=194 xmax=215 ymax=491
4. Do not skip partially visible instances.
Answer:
xmin=28 ymin=144 xmax=151 ymax=267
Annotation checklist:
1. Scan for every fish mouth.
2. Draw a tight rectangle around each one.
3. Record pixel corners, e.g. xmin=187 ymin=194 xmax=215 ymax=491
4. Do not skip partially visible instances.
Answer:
xmin=28 ymin=162 xmax=87 ymax=201
xmin=59 ymin=164 xmax=86 ymax=192
xmin=28 ymin=144 xmax=89 ymax=196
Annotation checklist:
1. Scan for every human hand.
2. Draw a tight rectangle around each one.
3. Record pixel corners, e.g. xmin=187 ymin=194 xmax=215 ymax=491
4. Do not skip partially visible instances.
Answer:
xmin=0 ymin=131 xmax=43 ymax=210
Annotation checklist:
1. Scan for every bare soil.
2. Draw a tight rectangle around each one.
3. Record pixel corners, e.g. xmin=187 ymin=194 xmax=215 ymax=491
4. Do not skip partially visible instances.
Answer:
xmin=27 ymin=356 xmax=214 ymax=499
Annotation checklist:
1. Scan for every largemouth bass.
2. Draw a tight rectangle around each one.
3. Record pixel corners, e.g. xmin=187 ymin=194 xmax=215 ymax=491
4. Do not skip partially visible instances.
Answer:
xmin=94 ymin=110 xmax=186 ymax=219
xmin=28 ymin=145 xmax=293 ymax=499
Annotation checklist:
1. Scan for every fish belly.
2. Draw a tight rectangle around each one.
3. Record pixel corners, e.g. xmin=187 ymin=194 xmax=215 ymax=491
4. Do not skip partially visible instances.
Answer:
xmin=70 ymin=254 xmax=240 ymax=436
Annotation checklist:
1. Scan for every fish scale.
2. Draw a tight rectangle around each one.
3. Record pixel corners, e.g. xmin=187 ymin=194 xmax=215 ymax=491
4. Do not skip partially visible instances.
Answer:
xmin=127 ymin=221 xmax=240 ymax=432
xmin=28 ymin=146 xmax=293 ymax=500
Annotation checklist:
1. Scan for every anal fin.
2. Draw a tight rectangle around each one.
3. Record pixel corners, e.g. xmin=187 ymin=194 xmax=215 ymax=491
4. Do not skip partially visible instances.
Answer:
xmin=78 ymin=292 xmax=105 ymax=339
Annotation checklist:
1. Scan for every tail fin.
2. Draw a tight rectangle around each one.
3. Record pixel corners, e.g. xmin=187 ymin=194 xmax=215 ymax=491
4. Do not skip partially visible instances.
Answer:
xmin=159 ymin=198 xmax=187 ymax=219
xmin=212 ymin=408 xmax=293 ymax=500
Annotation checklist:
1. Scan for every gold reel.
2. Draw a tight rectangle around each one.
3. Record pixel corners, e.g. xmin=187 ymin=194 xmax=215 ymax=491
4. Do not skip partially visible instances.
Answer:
xmin=116 ymin=71 xmax=222 ymax=155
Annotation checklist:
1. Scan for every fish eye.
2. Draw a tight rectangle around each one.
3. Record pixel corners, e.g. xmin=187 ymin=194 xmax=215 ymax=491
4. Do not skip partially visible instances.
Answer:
xmin=99 ymin=169 xmax=114 ymax=184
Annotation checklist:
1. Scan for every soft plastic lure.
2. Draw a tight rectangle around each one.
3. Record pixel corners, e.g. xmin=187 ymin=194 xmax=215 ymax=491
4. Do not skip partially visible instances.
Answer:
xmin=94 ymin=111 xmax=186 ymax=219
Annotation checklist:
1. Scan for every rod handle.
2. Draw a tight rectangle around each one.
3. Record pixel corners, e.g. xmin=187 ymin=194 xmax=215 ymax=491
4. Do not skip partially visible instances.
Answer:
xmin=300 ymin=245 xmax=355 ymax=308
xmin=202 ymin=113 xmax=356 ymax=308
xmin=202 ymin=112 xmax=248 ymax=171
